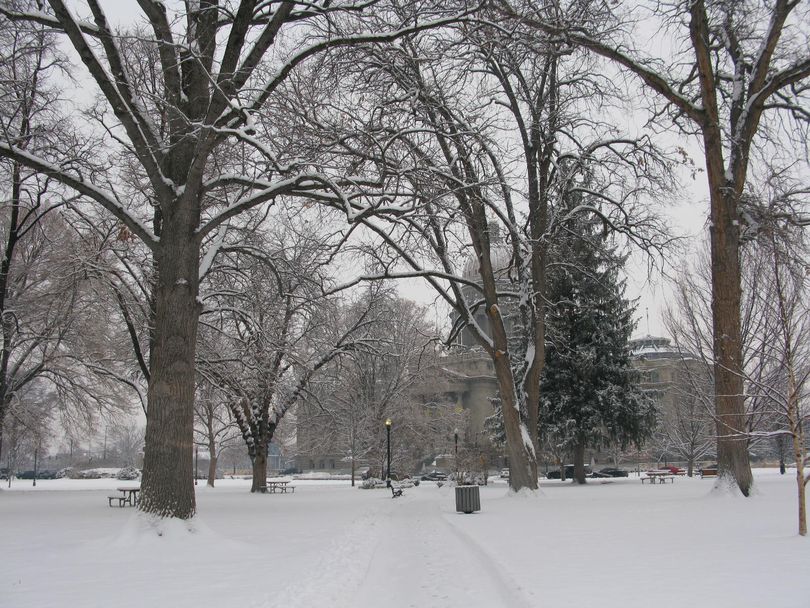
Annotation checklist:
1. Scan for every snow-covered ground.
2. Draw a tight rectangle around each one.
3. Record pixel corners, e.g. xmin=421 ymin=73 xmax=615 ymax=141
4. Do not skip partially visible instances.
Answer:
xmin=1 ymin=469 xmax=807 ymax=608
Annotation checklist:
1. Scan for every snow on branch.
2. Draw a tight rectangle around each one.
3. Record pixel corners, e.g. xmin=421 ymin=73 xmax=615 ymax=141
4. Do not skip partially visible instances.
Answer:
xmin=0 ymin=143 xmax=158 ymax=248
xmin=0 ymin=6 xmax=99 ymax=36
xmin=47 ymin=0 xmax=170 ymax=200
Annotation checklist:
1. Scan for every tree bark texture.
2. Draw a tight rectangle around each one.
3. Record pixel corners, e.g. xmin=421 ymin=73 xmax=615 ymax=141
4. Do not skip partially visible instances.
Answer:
xmin=252 ymin=449 xmax=268 ymax=492
xmin=573 ymin=440 xmax=587 ymax=485
xmin=139 ymin=206 xmax=201 ymax=518
xmin=788 ymin=380 xmax=807 ymax=536
xmin=704 ymin=144 xmax=753 ymax=496
xmin=207 ymin=455 xmax=217 ymax=488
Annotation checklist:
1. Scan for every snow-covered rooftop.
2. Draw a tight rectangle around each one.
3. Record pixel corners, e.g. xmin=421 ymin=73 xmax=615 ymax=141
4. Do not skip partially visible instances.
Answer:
xmin=629 ymin=335 xmax=683 ymax=360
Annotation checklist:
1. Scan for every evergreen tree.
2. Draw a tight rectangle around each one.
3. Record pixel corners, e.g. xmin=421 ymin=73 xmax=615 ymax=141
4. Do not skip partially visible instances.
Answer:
xmin=541 ymin=220 xmax=654 ymax=484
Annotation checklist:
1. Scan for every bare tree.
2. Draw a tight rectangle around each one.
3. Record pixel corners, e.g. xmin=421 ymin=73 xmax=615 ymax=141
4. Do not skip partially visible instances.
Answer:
xmin=193 ymin=379 xmax=239 ymax=487
xmin=745 ymin=180 xmax=810 ymax=535
xmin=302 ymin=7 xmax=671 ymax=490
xmin=0 ymin=0 xmax=72 ymax=459
xmin=302 ymin=290 xmax=441 ymax=485
xmin=0 ymin=1 xmax=476 ymax=518
xmin=201 ymin=219 xmax=389 ymax=492
xmin=110 ymin=421 xmax=145 ymax=467
xmin=498 ymin=0 xmax=810 ymax=496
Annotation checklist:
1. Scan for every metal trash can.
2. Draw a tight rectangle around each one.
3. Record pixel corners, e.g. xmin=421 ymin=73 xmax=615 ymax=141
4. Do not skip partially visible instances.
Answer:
xmin=455 ymin=485 xmax=481 ymax=514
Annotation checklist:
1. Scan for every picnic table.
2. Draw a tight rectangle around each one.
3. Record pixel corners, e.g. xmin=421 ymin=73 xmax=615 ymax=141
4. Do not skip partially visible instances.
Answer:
xmin=641 ymin=471 xmax=675 ymax=485
xmin=108 ymin=487 xmax=140 ymax=507
xmin=259 ymin=480 xmax=295 ymax=494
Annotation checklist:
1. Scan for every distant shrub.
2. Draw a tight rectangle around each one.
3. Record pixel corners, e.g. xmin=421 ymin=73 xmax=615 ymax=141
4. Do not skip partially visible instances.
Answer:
xmin=359 ymin=478 xmax=386 ymax=489
xmin=116 ymin=466 xmax=140 ymax=480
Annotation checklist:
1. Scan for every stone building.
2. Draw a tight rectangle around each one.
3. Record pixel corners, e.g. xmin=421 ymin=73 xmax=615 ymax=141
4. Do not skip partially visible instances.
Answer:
xmin=629 ymin=334 xmax=712 ymax=468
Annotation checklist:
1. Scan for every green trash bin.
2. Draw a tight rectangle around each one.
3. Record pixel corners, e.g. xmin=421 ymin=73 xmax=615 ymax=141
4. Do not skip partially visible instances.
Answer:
xmin=455 ymin=485 xmax=480 ymax=513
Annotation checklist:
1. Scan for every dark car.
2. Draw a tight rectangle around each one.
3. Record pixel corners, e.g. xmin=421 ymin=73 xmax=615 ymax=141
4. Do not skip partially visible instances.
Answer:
xmin=17 ymin=470 xmax=57 ymax=480
xmin=545 ymin=464 xmax=592 ymax=479
xmin=420 ymin=470 xmax=448 ymax=481
xmin=591 ymin=467 xmax=629 ymax=478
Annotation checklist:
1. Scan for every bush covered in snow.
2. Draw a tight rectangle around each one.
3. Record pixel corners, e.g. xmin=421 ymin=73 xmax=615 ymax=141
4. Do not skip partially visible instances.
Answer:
xmin=359 ymin=478 xmax=387 ymax=489
xmin=116 ymin=466 xmax=141 ymax=480
xmin=77 ymin=468 xmax=119 ymax=479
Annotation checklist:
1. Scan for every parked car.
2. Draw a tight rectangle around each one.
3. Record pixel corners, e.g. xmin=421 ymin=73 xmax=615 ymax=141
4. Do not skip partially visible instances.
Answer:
xmin=420 ymin=470 xmax=448 ymax=481
xmin=545 ymin=464 xmax=592 ymax=479
xmin=499 ymin=468 xmax=510 ymax=479
xmin=591 ymin=467 xmax=629 ymax=478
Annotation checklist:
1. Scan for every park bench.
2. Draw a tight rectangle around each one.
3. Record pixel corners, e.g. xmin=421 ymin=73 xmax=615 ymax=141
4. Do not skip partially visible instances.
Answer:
xmin=700 ymin=468 xmax=718 ymax=478
xmin=391 ymin=485 xmax=403 ymax=498
xmin=108 ymin=495 xmax=128 ymax=507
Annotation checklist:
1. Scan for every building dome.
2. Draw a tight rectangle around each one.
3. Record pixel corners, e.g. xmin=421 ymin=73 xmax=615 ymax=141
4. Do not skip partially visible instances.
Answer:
xmin=629 ymin=335 xmax=683 ymax=360
xmin=461 ymin=243 xmax=514 ymax=282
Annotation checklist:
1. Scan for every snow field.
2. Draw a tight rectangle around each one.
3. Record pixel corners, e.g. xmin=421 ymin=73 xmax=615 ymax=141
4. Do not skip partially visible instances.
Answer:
xmin=0 ymin=469 xmax=807 ymax=608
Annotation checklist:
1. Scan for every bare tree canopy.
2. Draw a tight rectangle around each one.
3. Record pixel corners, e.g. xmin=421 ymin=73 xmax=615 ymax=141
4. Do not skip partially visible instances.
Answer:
xmin=0 ymin=0 xmax=478 ymax=518
xmin=496 ymin=0 xmax=810 ymax=496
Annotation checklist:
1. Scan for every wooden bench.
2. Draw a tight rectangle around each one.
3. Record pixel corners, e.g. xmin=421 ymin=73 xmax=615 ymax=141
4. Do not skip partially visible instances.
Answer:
xmin=391 ymin=485 xmax=403 ymax=498
xmin=108 ymin=495 xmax=127 ymax=507
xmin=700 ymin=469 xmax=718 ymax=478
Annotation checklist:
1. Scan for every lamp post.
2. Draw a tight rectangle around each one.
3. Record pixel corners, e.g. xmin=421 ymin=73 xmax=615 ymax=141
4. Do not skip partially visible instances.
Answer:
xmin=385 ymin=418 xmax=392 ymax=487
xmin=33 ymin=446 xmax=38 ymax=488
xmin=195 ymin=446 xmax=199 ymax=486
xmin=454 ymin=428 xmax=459 ymax=481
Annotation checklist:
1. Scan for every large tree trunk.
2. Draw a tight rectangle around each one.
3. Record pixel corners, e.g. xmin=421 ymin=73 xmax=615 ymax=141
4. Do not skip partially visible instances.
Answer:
xmin=252 ymin=449 xmax=268 ymax=492
xmin=207 ymin=454 xmax=217 ymax=488
xmin=493 ymin=355 xmax=538 ymax=491
xmin=139 ymin=206 xmax=201 ymax=519
xmin=485 ymin=268 xmax=538 ymax=491
xmin=706 ymin=171 xmax=753 ymax=496
xmin=572 ymin=440 xmax=587 ymax=485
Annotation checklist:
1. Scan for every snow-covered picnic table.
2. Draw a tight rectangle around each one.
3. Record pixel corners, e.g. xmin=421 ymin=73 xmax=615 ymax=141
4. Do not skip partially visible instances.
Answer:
xmin=259 ymin=480 xmax=295 ymax=493
xmin=108 ymin=487 xmax=140 ymax=507
xmin=641 ymin=471 xmax=675 ymax=484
